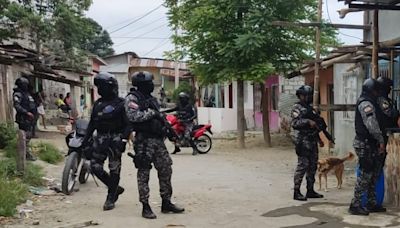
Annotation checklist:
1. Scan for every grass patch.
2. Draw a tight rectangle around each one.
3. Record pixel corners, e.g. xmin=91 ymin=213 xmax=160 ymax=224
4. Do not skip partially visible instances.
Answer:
xmin=35 ymin=142 xmax=63 ymax=164
xmin=0 ymin=178 xmax=28 ymax=217
xmin=3 ymin=138 xmax=17 ymax=158
xmin=0 ymin=122 xmax=17 ymax=149
xmin=0 ymin=159 xmax=44 ymax=187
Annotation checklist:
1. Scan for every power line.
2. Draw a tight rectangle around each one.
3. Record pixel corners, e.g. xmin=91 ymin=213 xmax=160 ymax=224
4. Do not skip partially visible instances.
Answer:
xmin=114 ymin=23 xmax=169 ymax=47
xmin=325 ymin=0 xmax=363 ymax=41
xmin=112 ymin=36 xmax=170 ymax=39
xmin=119 ymin=16 xmax=166 ymax=37
xmin=109 ymin=4 xmax=163 ymax=34
xmin=143 ymin=38 xmax=171 ymax=56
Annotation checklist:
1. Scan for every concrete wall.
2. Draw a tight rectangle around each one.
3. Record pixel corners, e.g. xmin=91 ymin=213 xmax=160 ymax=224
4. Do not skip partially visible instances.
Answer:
xmin=333 ymin=64 xmax=364 ymax=156
xmin=366 ymin=11 xmax=400 ymax=42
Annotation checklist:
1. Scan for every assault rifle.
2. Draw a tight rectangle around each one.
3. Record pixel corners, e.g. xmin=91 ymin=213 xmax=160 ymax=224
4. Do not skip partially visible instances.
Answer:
xmin=309 ymin=111 xmax=335 ymax=144
xmin=145 ymin=98 xmax=178 ymax=141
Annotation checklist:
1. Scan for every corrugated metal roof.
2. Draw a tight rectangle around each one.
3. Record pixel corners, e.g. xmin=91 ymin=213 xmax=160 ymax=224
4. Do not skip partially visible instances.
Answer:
xmin=130 ymin=58 xmax=188 ymax=70
xmin=100 ymin=64 xmax=129 ymax=73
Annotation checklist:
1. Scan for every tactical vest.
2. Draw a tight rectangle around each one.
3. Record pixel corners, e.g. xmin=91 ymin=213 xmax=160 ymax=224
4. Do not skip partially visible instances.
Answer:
xmin=355 ymin=94 xmax=383 ymax=143
xmin=128 ymin=89 xmax=164 ymax=138
xmin=13 ymin=90 xmax=36 ymax=125
xmin=91 ymin=97 xmax=125 ymax=134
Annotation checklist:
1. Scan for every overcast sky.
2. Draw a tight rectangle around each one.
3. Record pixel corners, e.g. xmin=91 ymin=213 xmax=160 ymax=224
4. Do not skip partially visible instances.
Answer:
xmin=86 ymin=0 xmax=364 ymax=59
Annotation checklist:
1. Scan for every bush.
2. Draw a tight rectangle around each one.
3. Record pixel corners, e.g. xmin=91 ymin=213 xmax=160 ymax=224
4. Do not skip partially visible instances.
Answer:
xmin=4 ymin=138 xmax=17 ymax=158
xmin=36 ymin=142 xmax=63 ymax=164
xmin=0 ymin=122 xmax=17 ymax=149
xmin=0 ymin=178 xmax=28 ymax=217
xmin=0 ymin=159 xmax=44 ymax=187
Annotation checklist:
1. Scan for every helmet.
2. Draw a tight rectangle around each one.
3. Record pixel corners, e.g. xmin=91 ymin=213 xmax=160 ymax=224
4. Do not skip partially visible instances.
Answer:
xmin=362 ymin=78 xmax=379 ymax=95
xmin=15 ymin=77 xmax=29 ymax=92
xmin=178 ymin=92 xmax=190 ymax=105
xmin=296 ymin=85 xmax=313 ymax=104
xmin=377 ymin=76 xmax=393 ymax=95
xmin=94 ymin=72 xmax=118 ymax=98
xmin=131 ymin=71 xmax=154 ymax=94
xmin=131 ymin=71 xmax=153 ymax=86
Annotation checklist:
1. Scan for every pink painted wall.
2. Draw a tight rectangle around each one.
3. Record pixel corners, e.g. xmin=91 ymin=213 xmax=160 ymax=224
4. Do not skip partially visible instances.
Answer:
xmin=255 ymin=75 xmax=280 ymax=132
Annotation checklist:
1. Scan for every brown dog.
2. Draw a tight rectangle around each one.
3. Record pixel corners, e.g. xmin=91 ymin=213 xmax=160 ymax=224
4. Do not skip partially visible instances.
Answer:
xmin=318 ymin=152 xmax=355 ymax=192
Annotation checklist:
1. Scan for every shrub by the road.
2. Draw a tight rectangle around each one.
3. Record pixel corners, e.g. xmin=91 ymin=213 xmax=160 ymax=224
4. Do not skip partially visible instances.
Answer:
xmin=0 ymin=122 xmax=17 ymax=149
xmin=0 ymin=158 xmax=44 ymax=217
xmin=0 ymin=178 xmax=28 ymax=216
xmin=4 ymin=138 xmax=17 ymax=158
xmin=36 ymin=142 xmax=63 ymax=164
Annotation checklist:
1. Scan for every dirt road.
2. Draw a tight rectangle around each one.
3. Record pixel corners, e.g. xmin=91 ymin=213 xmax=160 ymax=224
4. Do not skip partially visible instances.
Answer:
xmin=4 ymin=133 xmax=400 ymax=228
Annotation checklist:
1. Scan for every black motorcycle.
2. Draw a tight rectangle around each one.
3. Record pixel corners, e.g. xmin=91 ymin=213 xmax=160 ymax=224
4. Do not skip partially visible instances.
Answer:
xmin=61 ymin=119 xmax=92 ymax=195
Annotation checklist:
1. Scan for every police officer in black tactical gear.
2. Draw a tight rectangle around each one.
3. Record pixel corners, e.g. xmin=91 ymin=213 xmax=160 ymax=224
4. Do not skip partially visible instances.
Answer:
xmin=377 ymin=77 xmax=399 ymax=142
xmin=125 ymin=71 xmax=184 ymax=219
xmin=164 ymin=92 xmax=198 ymax=155
xmin=83 ymin=72 xmax=128 ymax=211
xmin=291 ymin=85 xmax=324 ymax=201
xmin=349 ymin=78 xmax=387 ymax=216
xmin=13 ymin=77 xmax=37 ymax=167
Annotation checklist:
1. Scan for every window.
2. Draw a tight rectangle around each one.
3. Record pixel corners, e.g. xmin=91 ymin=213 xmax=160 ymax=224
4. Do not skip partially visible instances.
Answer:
xmin=342 ymin=72 xmax=358 ymax=121
xmin=271 ymin=85 xmax=279 ymax=111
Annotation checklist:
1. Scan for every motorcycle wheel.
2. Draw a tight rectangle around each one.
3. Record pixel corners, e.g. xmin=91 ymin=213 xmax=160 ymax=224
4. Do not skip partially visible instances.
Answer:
xmin=61 ymin=152 xmax=79 ymax=195
xmin=78 ymin=161 xmax=90 ymax=184
xmin=195 ymin=134 xmax=212 ymax=154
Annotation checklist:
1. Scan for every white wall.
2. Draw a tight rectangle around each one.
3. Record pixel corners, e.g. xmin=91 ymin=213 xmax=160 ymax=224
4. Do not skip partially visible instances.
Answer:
xmin=333 ymin=63 xmax=364 ymax=156
xmin=197 ymin=107 xmax=237 ymax=132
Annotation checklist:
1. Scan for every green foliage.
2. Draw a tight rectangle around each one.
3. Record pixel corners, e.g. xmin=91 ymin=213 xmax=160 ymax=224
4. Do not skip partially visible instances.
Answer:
xmin=0 ymin=122 xmax=17 ymax=149
xmin=0 ymin=178 xmax=28 ymax=217
xmin=172 ymin=81 xmax=195 ymax=103
xmin=165 ymin=0 xmax=340 ymax=83
xmin=0 ymin=158 xmax=44 ymax=186
xmin=35 ymin=142 xmax=63 ymax=164
xmin=80 ymin=18 xmax=115 ymax=57
xmin=4 ymin=138 xmax=17 ymax=158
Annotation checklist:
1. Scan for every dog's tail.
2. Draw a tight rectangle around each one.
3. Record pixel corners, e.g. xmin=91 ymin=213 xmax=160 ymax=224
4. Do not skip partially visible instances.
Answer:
xmin=341 ymin=152 xmax=355 ymax=162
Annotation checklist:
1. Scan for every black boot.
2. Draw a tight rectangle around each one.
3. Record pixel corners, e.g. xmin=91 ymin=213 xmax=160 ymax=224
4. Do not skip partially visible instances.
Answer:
xmin=190 ymin=141 xmax=198 ymax=156
xmin=367 ymin=205 xmax=386 ymax=213
xmin=114 ymin=186 xmax=125 ymax=203
xmin=103 ymin=174 xmax=119 ymax=211
xmin=103 ymin=193 xmax=115 ymax=211
xmin=293 ymin=189 xmax=307 ymax=201
xmin=172 ymin=146 xmax=181 ymax=154
xmin=349 ymin=206 xmax=369 ymax=216
xmin=161 ymin=200 xmax=185 ymax=214
xmin=26 ymin=152 xmax=37 ymax=161
xmin=306 ymin=188 xmax=324 ymax=198
xmin=142 ymin=203 xmax=157 ymax=219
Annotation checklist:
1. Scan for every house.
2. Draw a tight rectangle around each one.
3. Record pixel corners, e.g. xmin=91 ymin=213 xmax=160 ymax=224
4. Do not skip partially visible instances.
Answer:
xmin=101 ymin=52 xmax=138 ymax=98
xmin=101 ymin=53 xmax=191 ymax=100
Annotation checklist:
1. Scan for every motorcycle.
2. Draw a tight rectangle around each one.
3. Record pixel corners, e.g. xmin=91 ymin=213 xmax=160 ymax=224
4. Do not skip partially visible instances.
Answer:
xmin=165 ymin=114 xmax=213 ymax=154
xmin=61 ymin=119 xmax=92 ymax=195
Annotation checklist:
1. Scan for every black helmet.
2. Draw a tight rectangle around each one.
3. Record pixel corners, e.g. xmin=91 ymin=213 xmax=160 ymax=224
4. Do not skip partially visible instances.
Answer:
xmin=296 ymin=85 xmax=313 ymax=104
xmin=94 ymin=72 xmax=118 ymax=98
xmin=377 ymin=76 xmax=393 ymax=95
xmin=131 ymin=71 xmax=154 ymax=86
xmin=178 ymin=92 xmax=190 ymax=105
xmin=296 ymin=85 xmax=313 ymax=97
xmin=15 ymin=77 xmax=29 ymax=91
xmin=362 ymin=78 xmax=379 ymax=95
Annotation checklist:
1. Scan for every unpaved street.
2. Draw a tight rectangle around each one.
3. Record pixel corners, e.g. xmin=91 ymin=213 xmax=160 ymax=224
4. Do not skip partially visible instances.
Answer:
xmin=4 ymin=133 xmax=400 ymax=228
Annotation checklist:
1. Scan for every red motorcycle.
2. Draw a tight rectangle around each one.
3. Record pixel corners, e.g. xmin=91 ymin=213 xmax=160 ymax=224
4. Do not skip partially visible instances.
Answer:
xmin=165 ymin=114 xmax=213 ymax=154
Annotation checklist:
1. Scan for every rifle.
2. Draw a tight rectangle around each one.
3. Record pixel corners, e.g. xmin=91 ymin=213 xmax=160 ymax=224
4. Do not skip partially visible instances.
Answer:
xmin=145 ymin=98 xmax=178 ymax=141
xmin=310 ymin=111 xmax=335 ymax=144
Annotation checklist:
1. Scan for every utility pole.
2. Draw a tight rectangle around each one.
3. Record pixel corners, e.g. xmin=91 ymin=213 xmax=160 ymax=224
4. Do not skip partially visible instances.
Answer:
xmin=371 ymin=9 xmax=379 ymax=79
xmin=312 ymin=0 xmax=323 ymax=109
xmin=174 ymin=1 xmax=180 ymax=89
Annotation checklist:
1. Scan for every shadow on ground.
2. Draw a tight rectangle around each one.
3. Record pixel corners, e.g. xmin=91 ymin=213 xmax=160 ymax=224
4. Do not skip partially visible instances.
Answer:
xmin=262 ymin=202 xmax=400 ymax=228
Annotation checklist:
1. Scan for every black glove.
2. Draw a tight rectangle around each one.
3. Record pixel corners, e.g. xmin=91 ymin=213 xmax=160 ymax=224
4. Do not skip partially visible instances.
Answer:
xmin=295 ymin=144 xmax=307 ymax=157
xmin=117 ymin=138 xmax=127 ymax=152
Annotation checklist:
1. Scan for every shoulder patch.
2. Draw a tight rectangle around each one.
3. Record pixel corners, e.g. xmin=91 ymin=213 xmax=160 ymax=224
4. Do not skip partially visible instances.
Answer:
xmin=363 ymin=105 xmax=373 ymax=114
xmin=381 ymin=100 xmax=390 ymax=110
xmin=128 ymin=101 xmax=139 ymax=110
xmin=292 ymin=109 xmax=300 ymax=118
xmin=13 ymin=95 xmax=20 ymax=102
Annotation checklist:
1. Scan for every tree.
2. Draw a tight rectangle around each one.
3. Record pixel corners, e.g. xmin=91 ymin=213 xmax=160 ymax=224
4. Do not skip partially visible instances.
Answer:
xmin=165 ymin=0 xmax=339 ymax=148
xmin=80 ymin=18 xmax=115 ymax=58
